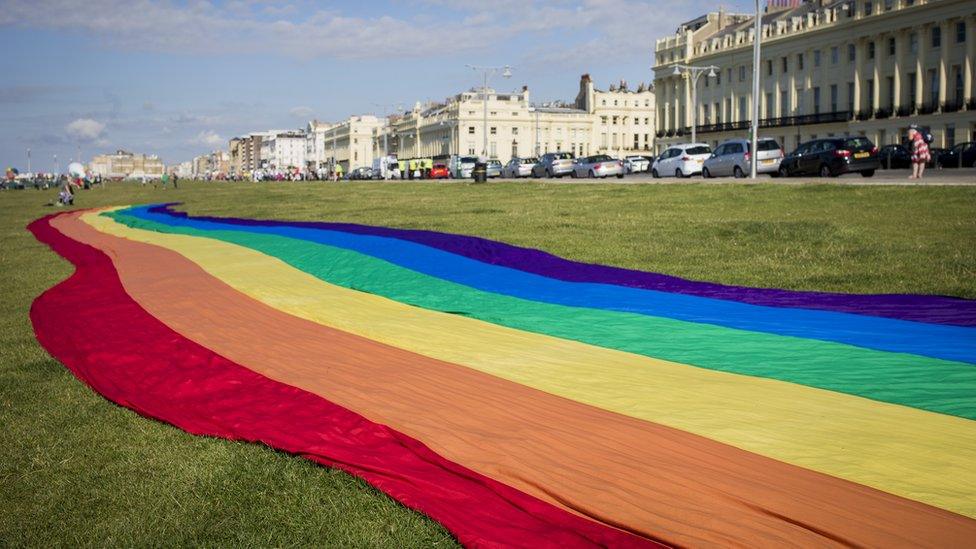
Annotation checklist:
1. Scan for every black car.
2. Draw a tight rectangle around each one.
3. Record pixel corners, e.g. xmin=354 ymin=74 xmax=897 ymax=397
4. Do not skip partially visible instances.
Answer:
xmin=778 ymin=137 xmax=879 ymax=177
xmin=878 ymin=144 xmax=911 ymax=169
xmin=936 ymin=142 xmax=976 ymax=168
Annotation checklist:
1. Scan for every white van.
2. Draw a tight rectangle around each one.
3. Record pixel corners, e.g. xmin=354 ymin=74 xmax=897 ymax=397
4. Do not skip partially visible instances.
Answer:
xmin=371 ymin=155 xmax=400 ymax=180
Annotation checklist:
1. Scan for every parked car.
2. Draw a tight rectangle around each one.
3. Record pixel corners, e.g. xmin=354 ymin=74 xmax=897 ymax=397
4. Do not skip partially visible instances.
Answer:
xmin=572 ymin=154 xmax=625 ymax=178
xmin=429 ymin=163 xmax=450 ymax=179
xmin=623 ymin=155 xmax=650 ymax=173
xmin=531 ymin=152 xmax=575 ymax=178
xmin=878 ymin=144 xmax=912 ymax=169
xmin=347 ymin=167 xmax=373 ymax=180
xmin=486 ymin=159 xmax=502 ymax=178
xmin=778 ymin=137 xmax=879 ymax=177
xmin=451 ymin=155 xmax=479 ymax=178
xmin=702 ymin=138 xmax=783 ymax=178
xmin=651 ymin=143 xmax=712 ymax=178
xmin=502 ymin=157 xmax=538 ymax=178
xmin=937 ymin=142 xmax=976 ymax=168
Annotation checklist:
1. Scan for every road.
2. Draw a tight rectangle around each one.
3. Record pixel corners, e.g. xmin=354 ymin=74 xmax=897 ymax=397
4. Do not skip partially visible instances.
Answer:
xmin=525 ymin=168 xmax=976 ymax=185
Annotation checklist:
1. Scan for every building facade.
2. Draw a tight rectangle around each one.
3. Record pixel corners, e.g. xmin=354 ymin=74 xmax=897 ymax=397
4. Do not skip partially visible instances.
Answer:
xmin=309 ymin=116 xmax=384 ymax=172
xmin=653 ymin=0 xmax=976 ymax=153
xmin=381 ymin=75 xmax=655 ymax=166
xmin=89 ymin=150 xmax=165 ymax=178
xmin=260 ymin=130 xmax=307 ymax=171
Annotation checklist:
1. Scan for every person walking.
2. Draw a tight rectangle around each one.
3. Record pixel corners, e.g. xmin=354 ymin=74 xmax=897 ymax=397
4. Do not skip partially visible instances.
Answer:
xmin=908 ymin=125 xmax=930 ymax=180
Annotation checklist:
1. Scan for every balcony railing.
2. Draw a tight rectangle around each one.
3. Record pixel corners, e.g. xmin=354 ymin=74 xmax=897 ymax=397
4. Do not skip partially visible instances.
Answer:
xmin=968 ymin=98 xmax=976 ymax=110
xmin=918 ymin=101 xmax=939 ymax=115
xmin=942 ymin=100 xmax=963 ymax=113
xmin=855 ymin=110 xmax=873 ymax=121
xmin=874 ymin=108 xmax=892 ymax=119
xmin=896 ymin=105 xmax=916 ymax=117
xmin=679 ymin=111 xmax=853 ymax=135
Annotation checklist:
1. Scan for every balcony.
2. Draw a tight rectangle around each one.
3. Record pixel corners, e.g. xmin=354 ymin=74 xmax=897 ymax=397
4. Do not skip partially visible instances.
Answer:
xmin=683 ymin=111 xmax=853 ymax=135
xmin=942 ymin=100 xmax=962 ymax=113
xmin=874 ymin=108 xmax=892 ymax=119
xmin=896 ymin=106 xmax=915 ymax=117
xmin=918 ymin=101 xmax=938 ymax=115
xmin=855 ymin=110 xmax=873 ymax=121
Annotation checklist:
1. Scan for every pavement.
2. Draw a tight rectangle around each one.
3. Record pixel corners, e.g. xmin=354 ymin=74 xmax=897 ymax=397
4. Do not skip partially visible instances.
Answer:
xmin=530 ymin=168 xmax=976 ymax=185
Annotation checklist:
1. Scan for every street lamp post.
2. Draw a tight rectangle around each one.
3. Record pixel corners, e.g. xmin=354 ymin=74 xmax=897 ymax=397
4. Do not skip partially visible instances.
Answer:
xmin=671 ymin=63 xmax=718 ymax=145
xmin=466 ymin=64 xmax=513 ymax=159
xmin=749 ymin=0 xmax=763 ymax=179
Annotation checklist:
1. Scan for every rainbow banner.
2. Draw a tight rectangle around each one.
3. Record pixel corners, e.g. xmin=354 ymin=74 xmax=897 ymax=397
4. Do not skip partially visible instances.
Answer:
xmin=29 ymin=205 xmax=976 ymax=547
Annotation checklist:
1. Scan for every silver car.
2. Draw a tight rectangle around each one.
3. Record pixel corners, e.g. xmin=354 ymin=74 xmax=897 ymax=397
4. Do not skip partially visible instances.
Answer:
xmin=572 ymin=154 xmax=625 ymax=179
xmin=487 ymin=159 xmax=502 ymax=178
xmin=502 ymin=157 xmax=538 ymax=178
xmin=531 ymin=152 xmax=575 ymax=178
xmin=623 ymin=155 xmax=650 ymax=173
xmin=702 ymin=138 xmax=784 ymax=178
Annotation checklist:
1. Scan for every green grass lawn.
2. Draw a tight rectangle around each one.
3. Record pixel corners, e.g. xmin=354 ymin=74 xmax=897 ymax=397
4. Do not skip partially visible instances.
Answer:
xmin=2 ymin=180 xmax=975 ymax=546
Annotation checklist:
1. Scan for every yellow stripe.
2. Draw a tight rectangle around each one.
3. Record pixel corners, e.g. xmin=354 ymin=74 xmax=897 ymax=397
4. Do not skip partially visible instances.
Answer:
xmin=83 ymin=211 xmax=976 ymax=517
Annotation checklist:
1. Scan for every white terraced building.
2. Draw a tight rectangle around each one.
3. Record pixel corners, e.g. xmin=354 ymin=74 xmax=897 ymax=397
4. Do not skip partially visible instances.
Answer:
xmin=653 ymin=0 xmax=976 ymax=154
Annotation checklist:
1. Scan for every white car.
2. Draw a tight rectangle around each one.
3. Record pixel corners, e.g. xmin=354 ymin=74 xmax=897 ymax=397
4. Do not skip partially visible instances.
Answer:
xmin=651 ymin=143 xmax=713 ymax=178
xmin=624 ymin=155 xmax=650 ymax=173
xmin=502 ymin=157 xmax=538 ymax=178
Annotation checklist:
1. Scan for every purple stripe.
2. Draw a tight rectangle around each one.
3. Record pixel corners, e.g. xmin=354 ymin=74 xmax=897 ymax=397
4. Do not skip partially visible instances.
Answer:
xmin=150 ymin=203 xmax=976 ymax=327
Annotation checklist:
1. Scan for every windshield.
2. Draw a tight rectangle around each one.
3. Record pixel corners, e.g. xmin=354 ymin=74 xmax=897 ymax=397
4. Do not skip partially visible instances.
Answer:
xmin=488 ymin=160 xmax=501 ymax=167
xmin=685 ymin=146 xmax=711 ymax=155
xmin=520 ymin=158 xmax=539 ymax=164
xmin=460 ymin=156 xmax=478 ymax=164
xmin=551 ymin=152 xmax=573 ymax=160
xmin=589 ymin=155 xmax=613 ymax=162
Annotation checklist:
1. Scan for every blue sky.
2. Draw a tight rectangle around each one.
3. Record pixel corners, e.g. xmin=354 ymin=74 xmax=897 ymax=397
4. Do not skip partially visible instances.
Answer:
xmin=1 ymin=0 xmax=753 ymax=171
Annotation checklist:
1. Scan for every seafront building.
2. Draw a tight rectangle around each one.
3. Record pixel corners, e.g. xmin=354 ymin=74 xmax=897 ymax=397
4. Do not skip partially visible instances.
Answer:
xmin=306 ymin=115 xmax=384 ymax=173
xmin=653 ymin=0 xmax=976 ymax=153
xmin=88 ymin=150 xmax=165 ymax=179
xmin=375 ymin=75 xmax=656 ymax=166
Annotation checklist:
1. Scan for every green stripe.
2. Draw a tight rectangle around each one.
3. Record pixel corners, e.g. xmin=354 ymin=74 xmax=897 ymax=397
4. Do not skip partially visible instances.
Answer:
xmin=108 ymin=209 xmax=976 ymax=420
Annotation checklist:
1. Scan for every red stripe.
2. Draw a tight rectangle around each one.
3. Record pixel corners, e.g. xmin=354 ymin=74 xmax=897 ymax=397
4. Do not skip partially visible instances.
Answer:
xmin=28 ymin=212 xmax=655 ymax=549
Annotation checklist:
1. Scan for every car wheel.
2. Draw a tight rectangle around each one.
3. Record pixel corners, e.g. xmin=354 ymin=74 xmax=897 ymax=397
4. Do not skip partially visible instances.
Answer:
xmin=675 ymin=169 xmax=684 ymax=178
xmin=778 ymin=165 xmax=790 ymax=178
xmin=589 ymin=170 xmax=595 ymax=178
xmin=616 ymin=173 xmax=624 ymax=179
xmin=702 ymin=167 xmax=712 ymax=178
xmin=546 ymin=169 xmax=553 ymax=178
xmin=861 ymin=169 xmax=875 ymax=178
xmin=652 ymin=169 xmax=660 ymax=178
xmin=570 ymin=170 xmax=577 ymax=178
xmin=819 ymin=164 xmax=833 ymax=178
xmin=733 ymin=165 xmax=745 ymax=178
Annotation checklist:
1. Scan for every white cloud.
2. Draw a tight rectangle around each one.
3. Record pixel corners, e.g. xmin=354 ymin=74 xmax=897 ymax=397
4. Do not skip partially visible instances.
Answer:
xmin=65 ymin=118 xmax=106 ymax=141
xmin=192 ymin=130 xmax=223 ymax=147
xmin=289 ymin=106 xmax=314 ymax=118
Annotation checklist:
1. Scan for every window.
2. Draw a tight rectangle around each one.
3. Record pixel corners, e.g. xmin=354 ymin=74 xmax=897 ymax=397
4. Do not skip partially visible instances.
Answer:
xmin=490 ymin=142 xmax=497 ymax=157
xmin=468 ymin=142 xmax=476 ymax=155
xmin=714 ymin=102 xmax=721 ymax=123
xmin=868 ymin=41 xmax=875 ymax=59
xmin=716 ymin=70 xmax=721 ymax=85
xmin=887 ymin=77 xmax=895 ymax=110
xmin=847 ymin=82 xmax=855 ymax=112
xmin=765 ymin=92 xmax=773 ymax=117
xmin=766 ymin=60 xmax=773 ymax=75
xmin=831 ymin=46 xmax=839 ymax=64
xmin=739 ymin=97 xmax=746 ymax=121
xmin=946 ymin=124 xmax=955 ymax=148
xmin=863 ymin=0 xmax=872 ymax=15
xmin=910 ymin=33 xmax=918 ymax=54
xmin=958 ymin=21 xmax=967 ymax=43
xmin=634 ymin=134 xmax=639 ymax=149
xmin=848 ymin=44 xmax=855 ymax=62
xmin=796 ymin=88 xmax=804 ymax=114
xmin=798 ymin=53 xmax=804 ymax=70
xmin=888 ymin=37 xmax=895 ymax=55
xmin=814 ymin=50 xmax=821 ymax=67
xmin=739 ymin=65 xmax=746 ymax=81
xmin=727 ymin=68 xmax=732 ymax=82
xmin=512 ymin=127 xmax=519 ymax=135
xmin=490 ymin=126 xmax=497 ymax=135
xmin=612 ymin=116 xmax=619 ymax=125
xmin=830 ymin=84 xmax=838 ymax=112
xmin=468 ymin=126 xmax=475 ymax=134
xmin=814 ymin=87 xmax=821 ymax=114
xmin=932 ymin=26 xmax=941 ymax=48
xmin=644 ymin=117 xmax=649 ymax=124
xmin=867 ymin=79 xmax=875 ymax=111
xmin=884 ymin=0 xmax=892 ymax=10
xmin=908 ymin=73 xmax=917 ymax=104
xmin=780 ymin=90 xmax=788 ymax=119
xmin=781 ymin=56 xmax=788 ymax=73
xmin=956 ymin=66 xmax=965 ymax=102
xmin=929 ymin=70 xmax=939 ymax=105
xmin=703 ymin=104 xmax=710 ymax=124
